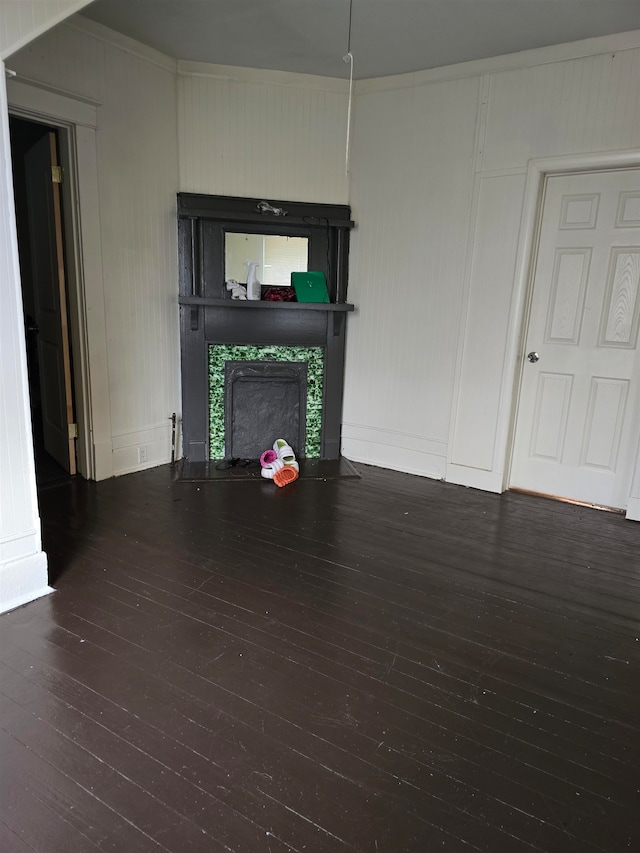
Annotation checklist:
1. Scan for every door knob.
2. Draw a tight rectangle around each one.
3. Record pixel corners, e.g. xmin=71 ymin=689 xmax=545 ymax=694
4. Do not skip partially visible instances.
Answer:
xmin=527 ymin=351 xmax=540 ymax=363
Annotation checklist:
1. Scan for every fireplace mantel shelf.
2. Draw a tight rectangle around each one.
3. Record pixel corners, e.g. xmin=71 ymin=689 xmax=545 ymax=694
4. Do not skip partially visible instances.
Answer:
xmin=179 ymin=296 xmax=354 ymax=312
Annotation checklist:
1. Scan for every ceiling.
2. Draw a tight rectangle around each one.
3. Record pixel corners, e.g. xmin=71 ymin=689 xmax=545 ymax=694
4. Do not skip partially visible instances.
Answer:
xmin=81 ymin=0 xmax=640 ymax=80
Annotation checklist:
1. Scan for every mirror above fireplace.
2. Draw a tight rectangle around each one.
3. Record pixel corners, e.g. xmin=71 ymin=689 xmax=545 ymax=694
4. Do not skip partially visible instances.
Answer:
xmin=225 ymin=233 xmax=308 ymax=286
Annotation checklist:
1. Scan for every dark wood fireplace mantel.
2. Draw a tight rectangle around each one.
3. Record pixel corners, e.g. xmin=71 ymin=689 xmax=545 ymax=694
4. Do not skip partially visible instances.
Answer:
xmin=178 ymin=194 xmax=355 ymax=463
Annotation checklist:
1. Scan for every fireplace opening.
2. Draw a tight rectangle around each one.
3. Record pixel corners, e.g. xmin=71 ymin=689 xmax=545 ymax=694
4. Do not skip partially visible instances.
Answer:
xmin=224 ymin=361 xmax=307 ymax=460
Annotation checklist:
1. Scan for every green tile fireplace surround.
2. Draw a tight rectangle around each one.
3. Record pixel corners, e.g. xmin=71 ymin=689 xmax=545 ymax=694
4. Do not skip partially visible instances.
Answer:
xmin=208 ymin=344 xmax=324 ymax=459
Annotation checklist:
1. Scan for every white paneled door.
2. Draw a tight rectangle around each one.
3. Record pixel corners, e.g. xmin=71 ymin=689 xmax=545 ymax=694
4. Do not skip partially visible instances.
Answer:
xmin=510 ymin=170 xmax=640 ymax=509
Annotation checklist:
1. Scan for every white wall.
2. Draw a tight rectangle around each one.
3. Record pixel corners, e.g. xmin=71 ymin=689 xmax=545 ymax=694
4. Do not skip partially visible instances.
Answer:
xmin=9 ymin=19 xmax=181 ymax=477
xmin=344 ymin=32 xmax=640 ymax=511
xmin=178 ymin=61 xmax=349 ymax=203
xmin=343 ymin=75 xmax=479 ymax=478
xmin=7 ymin=21 xmax=351 ymax=483
xmin=0 ymin=0 xmax=90 ymax=59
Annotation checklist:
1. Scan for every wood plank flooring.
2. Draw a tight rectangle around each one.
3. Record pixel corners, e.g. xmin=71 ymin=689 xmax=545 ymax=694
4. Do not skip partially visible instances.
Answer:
xmin=1 ymin=463 xmax=639 ymax=852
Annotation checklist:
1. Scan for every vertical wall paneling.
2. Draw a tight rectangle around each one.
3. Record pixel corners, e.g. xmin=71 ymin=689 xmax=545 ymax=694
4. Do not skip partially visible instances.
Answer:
xmin=448 ymin=171 xmax=527 ymax=476
xmin=177 ymin=68 xmax=349 ymax=204
xmin=482 ymin=49 xmax=640 ymax=173
xmin=98 ymin=46 xmax=179 ymax=474
xmin=10 ymin=22 xmax=181 ymax=477
xmin=0 ymin=66 xmax=51 ymax=613
xmin=6 ymin=17 xmax=640 ymax=512
xmin=347 ymin=37 xmax=640 ymax=506
xmin=0 ymin=0 xmax=91 ymax=60
xmin=445 ymin=43 xmax=640 ymax=501
xmin=342 ymin=76 xmax=480 ymax=477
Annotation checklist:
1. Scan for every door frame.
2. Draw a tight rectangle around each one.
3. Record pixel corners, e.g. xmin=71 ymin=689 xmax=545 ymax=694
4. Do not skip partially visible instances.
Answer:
xmin=505 ymin=150 xmax=640 ymax=519
xmin=7 ymin=79 xmax=113 ymax=480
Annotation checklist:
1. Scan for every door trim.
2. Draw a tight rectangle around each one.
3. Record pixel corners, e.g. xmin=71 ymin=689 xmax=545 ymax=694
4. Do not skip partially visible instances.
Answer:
xmin=7 ymin=79 xmax=113 ymax=480
xmin=505 ymin=150 xmax=640 ymax=520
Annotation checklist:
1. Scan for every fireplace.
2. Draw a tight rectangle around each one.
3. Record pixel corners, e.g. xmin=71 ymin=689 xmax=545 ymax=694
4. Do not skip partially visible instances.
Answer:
xmin=177 ymin=194 xmax=354 ymax=463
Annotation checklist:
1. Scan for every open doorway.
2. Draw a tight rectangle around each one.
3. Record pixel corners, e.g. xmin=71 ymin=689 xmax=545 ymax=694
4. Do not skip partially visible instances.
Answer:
xmin=10 ymin=116 xmax=78 ymax=488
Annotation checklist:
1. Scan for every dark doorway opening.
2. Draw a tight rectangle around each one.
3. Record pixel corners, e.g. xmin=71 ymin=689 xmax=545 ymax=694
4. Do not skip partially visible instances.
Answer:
xmin=10 ymin=116 xmax=77 ymax=489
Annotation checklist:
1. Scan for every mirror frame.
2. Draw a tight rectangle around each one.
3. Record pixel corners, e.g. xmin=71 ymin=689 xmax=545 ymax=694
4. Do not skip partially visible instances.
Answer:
xmin=177 ymin=193 xmax=353 ymax=304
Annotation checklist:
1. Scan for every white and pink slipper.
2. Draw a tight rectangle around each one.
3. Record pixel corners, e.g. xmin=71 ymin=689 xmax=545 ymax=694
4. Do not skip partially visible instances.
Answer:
xmin=261 ymin=439 xmax=299 ymax=487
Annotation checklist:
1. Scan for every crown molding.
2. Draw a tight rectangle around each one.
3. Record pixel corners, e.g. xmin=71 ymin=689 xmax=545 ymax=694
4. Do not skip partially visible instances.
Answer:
xmin=356 ymin=27 xmax=640 ymax=95
xmin=54 ymin=16 xmax=640 ymax=98
xmin=177 ymin=60 xmax=349 ymax=94
xmin=67 ymin=14 xmax=177 ymax=73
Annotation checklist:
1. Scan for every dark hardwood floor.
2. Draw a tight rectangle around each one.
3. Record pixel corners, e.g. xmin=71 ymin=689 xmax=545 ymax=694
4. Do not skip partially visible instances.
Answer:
xmin=1 ymin=463 xmax=639 ymax=852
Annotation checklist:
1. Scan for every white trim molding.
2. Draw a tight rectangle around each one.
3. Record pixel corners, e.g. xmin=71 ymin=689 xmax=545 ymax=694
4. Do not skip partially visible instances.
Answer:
xmin=446 ymin=464 xmax=505 ymax=494
xmin=178 ymin=60 xmax=349 ymax=94
xmin=626 ymin=498 xmax=640 ymax=522
xmin=67 ymin=14 xmax=177 ymax=73
xmin=356 ymin=28 xmax=640 ymax=94
xmin=342 ymin=423 xmax=447 ymax=480
xmin=0 ymin=551 xmax=52 ymax=616
xmin=7 ymin=78 xmax=114 ymax=481
xmin=111 ymin=421 xmax=174 ymax=476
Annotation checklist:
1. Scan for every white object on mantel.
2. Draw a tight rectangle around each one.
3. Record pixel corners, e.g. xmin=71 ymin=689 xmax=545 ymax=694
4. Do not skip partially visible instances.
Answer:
xmin=245 ymin=260 xmax=261 ymax=300
xmin=225 ymin=279 xmax=247 ymax=300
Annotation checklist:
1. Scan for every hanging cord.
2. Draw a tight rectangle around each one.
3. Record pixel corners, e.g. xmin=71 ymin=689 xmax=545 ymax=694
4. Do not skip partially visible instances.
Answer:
xmin=344 ymin=52 xmax=354 ymax=176
xmin=343 ymin=0 xmax=354 ymax=176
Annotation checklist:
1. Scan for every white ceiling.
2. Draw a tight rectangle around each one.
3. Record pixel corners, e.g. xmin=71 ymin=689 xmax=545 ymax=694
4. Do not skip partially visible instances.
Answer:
xmin=81 ymin=0 xmax=640 ymax=80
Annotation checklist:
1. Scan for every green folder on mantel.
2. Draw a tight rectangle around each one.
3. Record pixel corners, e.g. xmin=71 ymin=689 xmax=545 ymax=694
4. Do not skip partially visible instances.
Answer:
xmin=291 ymin=271 xmax=330 ymax=303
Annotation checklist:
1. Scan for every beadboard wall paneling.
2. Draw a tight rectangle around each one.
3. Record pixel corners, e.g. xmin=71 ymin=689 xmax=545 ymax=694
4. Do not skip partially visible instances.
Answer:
xmin=0 ymin=69 xmax=50 ymax=612
xmin=346 ymin=38 xmax=640 ymax=499
xmin=449 ymin=44 xmax=640 ymax=494
xmin=10 ymin=23 xmax=180 ymax=476
xmin=449 ymin=172 xmax=527 ymax=473
xmin=8 ymin=17 xmax=105 ymax=102
xmin=98 ymin=46 xmax=179 ymax=443
xmin=178 ymin=72 xmax=349 ymax=203
xmin=482 ymin=47 xmax=640 ymax=172
xmin=0 ymin=0 xmax=91 ymax=60
xmin=342 ymin=76 xmax=479 ymax=476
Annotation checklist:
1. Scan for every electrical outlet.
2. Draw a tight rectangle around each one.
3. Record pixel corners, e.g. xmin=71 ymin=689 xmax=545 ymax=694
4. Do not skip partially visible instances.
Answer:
xmin=138 ymin=445 xmax=147 ymax=464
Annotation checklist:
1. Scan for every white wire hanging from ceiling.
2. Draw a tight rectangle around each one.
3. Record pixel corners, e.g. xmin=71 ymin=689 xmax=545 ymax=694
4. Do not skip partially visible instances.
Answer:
xmin=343 ymin=0 xmax=354 ymax=176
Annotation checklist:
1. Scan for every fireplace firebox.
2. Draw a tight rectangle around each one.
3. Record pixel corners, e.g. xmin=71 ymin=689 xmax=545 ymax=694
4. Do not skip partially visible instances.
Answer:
xmin=178 ymin=194 xmax=354 ymax=462
xmin=223 ymin=360 xmax=307 ymax=460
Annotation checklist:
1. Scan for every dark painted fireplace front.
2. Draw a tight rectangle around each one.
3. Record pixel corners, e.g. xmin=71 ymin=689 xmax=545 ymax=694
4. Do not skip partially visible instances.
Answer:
xmin=177 ymin=194 xmax=354 ymax=462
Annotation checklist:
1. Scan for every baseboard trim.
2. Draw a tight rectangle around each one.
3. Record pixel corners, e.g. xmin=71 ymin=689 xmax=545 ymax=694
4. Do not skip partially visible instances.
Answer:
xmin=112 ymin=422 xmax=172 ymax=477
xmin=446 ymin=463 xmax=505 ymax=494
xmin=625 ymin=497 xmax=640 ymax=522
xmin=341 ymin=428 xmax=446 ymax=480
xmin=0 ymin=550 xmax=52 ymax=616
